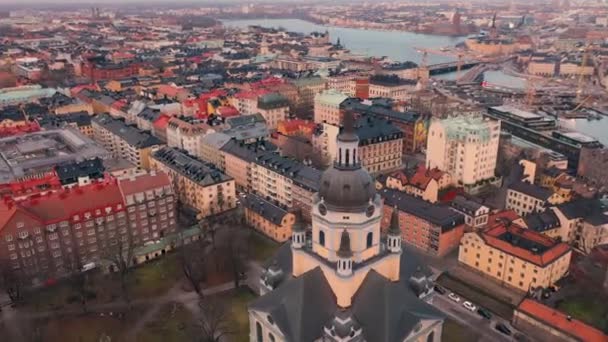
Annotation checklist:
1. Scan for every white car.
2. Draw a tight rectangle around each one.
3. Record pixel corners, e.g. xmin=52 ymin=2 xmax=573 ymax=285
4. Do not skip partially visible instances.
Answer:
xmin=463 ymin=301 xmax=477 ymax=312
xmin=448 ymin=293 xmax=461 ymax=303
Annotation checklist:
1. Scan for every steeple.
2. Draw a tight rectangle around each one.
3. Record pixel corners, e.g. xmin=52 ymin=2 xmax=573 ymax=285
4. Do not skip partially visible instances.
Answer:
xmin=387 ymin=206 xmax=402 ymax=253
xmin=337 ymin=230 xmax=353 ymax=277
xmin=335 ymin=110 xmax=360 ymax=169
xmin=291 ymin=210 xmax=306 ymax=249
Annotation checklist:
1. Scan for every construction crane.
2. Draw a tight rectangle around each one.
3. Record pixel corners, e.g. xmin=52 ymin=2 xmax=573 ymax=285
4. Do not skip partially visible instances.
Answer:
xmin=576 ymin=43 xmax=591 ymax=103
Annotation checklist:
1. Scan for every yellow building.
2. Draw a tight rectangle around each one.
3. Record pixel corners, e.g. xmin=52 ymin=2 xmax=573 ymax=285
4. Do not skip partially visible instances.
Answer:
xmin=459 ymin=224 xmax=571 ymax=292
xmin=150 ymin=147 xmax=236 ymax=219
xmin=243 ymin=194 xmax=295 ymax=242
xmin=91 ymin=114 xmax=164 ymax=170
xmin=527 ymin=60 xmax=557 ymax=76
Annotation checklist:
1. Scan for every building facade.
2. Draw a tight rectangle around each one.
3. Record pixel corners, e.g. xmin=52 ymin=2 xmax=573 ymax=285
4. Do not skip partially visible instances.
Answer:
xmin=426 ymin=116 xmax=500 ymax=186
xmin=459 ymin=224 xmax=571 ymax=292
xmin=314 ymin=89 xmax=348 ymax=125
xmin=0 ymin=172 xmax=176 ymax=284
xmin=243 ymin=194 xmax=295 ymax=243
xmin=92 ymin=114 xmax=163 ymax=170
xmin=150 ymin=147 xmax=236 ymax=219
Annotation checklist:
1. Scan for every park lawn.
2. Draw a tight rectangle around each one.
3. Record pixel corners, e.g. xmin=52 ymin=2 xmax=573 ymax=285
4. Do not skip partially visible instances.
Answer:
xmin=136 ymin=302 xmax=193 ymax=342
xmin=557 ymin=295 xmax=608 ymax=332
xmin=223 ymin=287 xmax=256 ymax=341
xmin=249 ymin=232 xmax=279 ymax=262
xmin=38 ymin=313 xmax=132 ymax=342
xmin=127 ymin=252 xmax=182 ymax=299
xmin=442 ymin=319 xmax=480 ymax=342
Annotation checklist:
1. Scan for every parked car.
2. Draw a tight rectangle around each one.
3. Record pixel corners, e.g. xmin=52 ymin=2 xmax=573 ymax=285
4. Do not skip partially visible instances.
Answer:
xmin=477 ymin=308 xmax=492 ymax=319
xmin=448 ymin=293 xmax=461 ymax=303
xmin=463 ymin=301 xmax=477 ymax=312
xmin=495 ymin=323 xmax=512 ymax=336
xmin=434 ymin=285 xmax=447 ymax=295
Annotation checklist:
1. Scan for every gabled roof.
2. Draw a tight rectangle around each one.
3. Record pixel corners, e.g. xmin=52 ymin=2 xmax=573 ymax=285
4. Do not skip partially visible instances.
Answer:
xmin=353 ymin=270 xmax=443 ymax=342
xmin=249 ymin=267 xmax=337 ymax=342
xmin=508 ymin=181 xmax=552 ymax=201
xmin=242 ymin=193 xmax=289 ymax=226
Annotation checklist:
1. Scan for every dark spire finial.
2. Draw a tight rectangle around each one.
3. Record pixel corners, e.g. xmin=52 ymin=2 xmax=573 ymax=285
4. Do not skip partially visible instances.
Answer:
xmin=389 ymin=206 xmax=401 ymax=236
xmin=337 ymin=110 xmax=358 ymax=143
xmin=337 ymin=229 xmax=353 ymax=258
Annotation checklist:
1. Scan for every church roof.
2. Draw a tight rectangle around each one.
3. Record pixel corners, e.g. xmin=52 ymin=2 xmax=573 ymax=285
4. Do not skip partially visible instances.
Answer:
xmin=251 ymin=245 xmax=444 ymax=342
xmin=353 ymin=270 xmax=443 ymax=342
xmin=249 ymin=267 xmax=337 ymax=342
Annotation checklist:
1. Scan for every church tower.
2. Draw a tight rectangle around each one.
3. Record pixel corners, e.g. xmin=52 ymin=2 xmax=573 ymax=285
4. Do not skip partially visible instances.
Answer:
xmin=292 ymin=110 xmax=401 ymax=307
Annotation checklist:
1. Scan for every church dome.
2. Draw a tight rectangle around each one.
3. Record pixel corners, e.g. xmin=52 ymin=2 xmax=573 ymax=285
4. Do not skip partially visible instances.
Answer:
xmin=319 ymin=166 xmax=375 ymax=212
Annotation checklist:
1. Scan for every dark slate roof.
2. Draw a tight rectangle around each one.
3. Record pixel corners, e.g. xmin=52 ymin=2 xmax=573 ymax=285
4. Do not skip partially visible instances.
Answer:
xmin=38 ymin=111 xmax=92 ymax=129
xmin=249 ymin=267 xmax=337 ymax=342
xmin=54 ymin=158 xmax=105 ymax=185
xmin=450 ymin=195 xmax=485 ymax=215
xmin=508 ymin=181 xmax=552 ymax=201
xmin=557 ymin=199 xmax=608 ymax=225
xmin=0 ymin=106 xmax=26 ymax=122
xmin=152 ymin=147 xmax=232 ymax=186
xmin=243 ymin=193 xmax=289 ymax=226
xmin=523 ymin=209 xmax=561 ymax=233
xmin=220 ymin=139 xmax=274 ymax=163
xmin=381 ymin=188 xmax=464 ymax=230
xmin=254 ymin=244 xmax=443 ymax=342
xmin=257 ymin=92 xmax=289 ymax=110
xmin=353 ymin=270 xmax=443 ymax=342
xmin=254 ymin=153 xmax=321 ymax=192
xmin=341 ymin=98 xmax=421 ymax=124
xmin=137 ymin=107 xmax=162 ymax=122
xmin=92 ymin=114 xmax=162 ymax=148
xmin=354 ymin=115 xmax=403 ymax=145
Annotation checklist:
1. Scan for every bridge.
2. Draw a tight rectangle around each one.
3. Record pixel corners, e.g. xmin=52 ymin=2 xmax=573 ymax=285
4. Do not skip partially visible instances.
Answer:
xmin=428 ymin=60 xmax=481 ymax=76
xmin=457 ymin=64 xmax=490 ymax=84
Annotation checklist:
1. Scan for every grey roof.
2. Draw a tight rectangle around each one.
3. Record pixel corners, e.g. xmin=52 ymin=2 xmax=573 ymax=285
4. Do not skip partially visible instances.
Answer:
xmin=319 ymin=166 xmax=376 ymax=213
xmin=450 ymin=195 xmax=485 ymax=215
xmin=55 ymin=158 xmax=105 ymax=185
xmin=225 ymin=113 xmax=266 ymax=127
xmin=508 ymin=181 xmax=552 ymax=201
xmin=152 ymin=147 xmax=232 ymax=186
xmin=523 ymin=209 xmax=561 ymax=233
xmin=253 ymin=243 xmax=443 ymax=342
xmin=243 ymin=193 xmax=289 ymax=226
xmin=220 ymin=140 xmax=271 ymax=163
xmin=354 ymin=116 xmax=403 ymax=145
xmin=353 ymin=270 xmax=443 ymax=342
xmin=92 ymin=114 xmax=162 ymax=148
xmin=223 ymin=113 xmax=270 ymax=141
xmin=249 ymin=267 xmax=337 ymax=342
xmin=556 ymin=199 xmax=608 ymax=226
xmin=200 ymin=132 xmax=231 ymax=150
xmin=257 ymin=92 xmax=289 ymax=110
xmin=381 ymin=189 xmax=464 ymax=230
xmin=341 ymin=98 xmax=422 ymax=124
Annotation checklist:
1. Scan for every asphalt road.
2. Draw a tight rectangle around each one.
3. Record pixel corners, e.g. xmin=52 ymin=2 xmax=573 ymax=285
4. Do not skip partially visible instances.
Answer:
xmin=431 ymin=293 xmax=523 ymax=342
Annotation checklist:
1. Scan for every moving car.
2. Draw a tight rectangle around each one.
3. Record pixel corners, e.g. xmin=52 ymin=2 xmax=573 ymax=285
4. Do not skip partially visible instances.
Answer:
xmin=448 ymin=293 xmax=461 ymax=303
xmin=477 ymin=308 xmax=492 ymax=319
xmin=495 ymin=323 xmax=512 ymax=336
xmin=463 ymin=301 xmax=477 ymax=312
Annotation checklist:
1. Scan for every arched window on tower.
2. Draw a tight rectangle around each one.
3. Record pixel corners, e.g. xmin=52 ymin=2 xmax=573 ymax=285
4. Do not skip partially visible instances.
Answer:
xmin=366 ymin=232 xmax=373 ymax=248
xmin=345 ymin=149 xmax=350 ymax=166
xmin=338 ymin=148 xmax=342 ymax=165
xmin=269 ymin=333 xmax=276 ymax=342
xmin=427 ymin=331 xmax=435 ymax=342
xmin=256 ymin=322 xmax=263 ymax=342
xmin=353 ymin=149 xmax=357 ymax=164
xmin=319 ymin=230 xmax=325 ymax=247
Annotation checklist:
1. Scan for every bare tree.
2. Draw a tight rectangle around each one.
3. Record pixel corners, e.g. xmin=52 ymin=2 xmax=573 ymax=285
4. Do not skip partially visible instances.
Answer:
xmin=65 ymin=256 xmax=90 ymax=313
xmin=0 ymin=259 xmax=25 ymax=303
xmin=103 ymin=236 xmax=135 ymax=308
xmin=178 ymin=235 xmax=210 ymax=297
xmin=216 ymin=227 xmax=249 ymax=289
xmin=194 ymin=297 xmax=233 ymax=342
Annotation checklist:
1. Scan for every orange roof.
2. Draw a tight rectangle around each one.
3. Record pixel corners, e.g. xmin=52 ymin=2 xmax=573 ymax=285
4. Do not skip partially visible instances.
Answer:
xmin=482 ymin=224 xmax=571 ymax=267
xmin=518 ymin=299 xmax=607 ymax=342
xmin=118 ymin=172 xmax=171 ymax=196
xmin=153 ymin=114 xmax=171 ymax=130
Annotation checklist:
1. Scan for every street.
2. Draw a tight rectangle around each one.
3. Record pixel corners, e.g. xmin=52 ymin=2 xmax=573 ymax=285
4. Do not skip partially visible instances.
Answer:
xmin=430 ymin=293 xmax=524 ymax=342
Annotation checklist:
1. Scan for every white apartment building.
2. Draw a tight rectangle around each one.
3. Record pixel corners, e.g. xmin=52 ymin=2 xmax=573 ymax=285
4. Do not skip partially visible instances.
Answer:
xmin=426 ymin=116 xmax=500 ymax=186
xmin=314 ymin=89 xmax=348 ymax=125
xmin=166 ymin=117 xmax=212 ymax=158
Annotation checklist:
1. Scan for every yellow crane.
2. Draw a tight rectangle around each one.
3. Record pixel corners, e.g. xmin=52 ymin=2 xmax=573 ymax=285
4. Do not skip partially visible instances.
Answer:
xmin=576 ymin=43 xmax=591 ymax=103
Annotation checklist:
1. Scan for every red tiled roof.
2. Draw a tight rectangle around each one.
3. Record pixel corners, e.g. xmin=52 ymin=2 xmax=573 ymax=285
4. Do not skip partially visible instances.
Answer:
xmin=118 ymin=172 xmax=171 ymax=196
xmin=487 ymin=210 xmax=521 ymax=228
xmin=216 ymin=106 xmax=239 ymax=117
xmin=153 ymin=114 xmax=171 ymax=130
xmin=518 ymin=299 xmax=607 ymax=342
xmin=233 ymin=89 xmax=270 ymax=100
xmin=17 ymin=179 xmax=124 ymax=223
xmin=481 ymin=224 xmax=571 ymax=267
